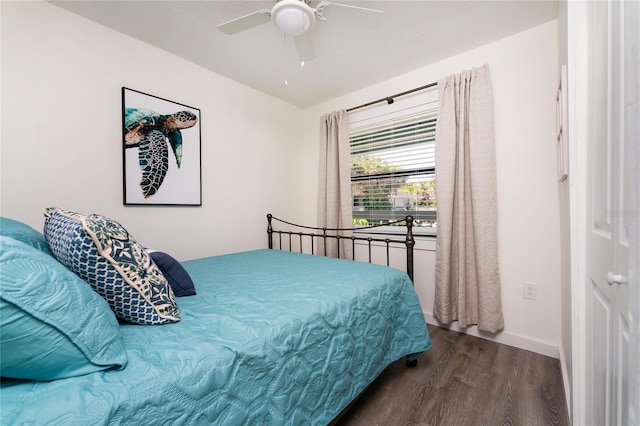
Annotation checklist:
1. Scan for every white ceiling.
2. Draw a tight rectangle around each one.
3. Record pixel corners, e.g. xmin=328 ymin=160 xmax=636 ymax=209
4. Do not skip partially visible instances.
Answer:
xmin=50 ymin=0 xmax=559 ymax=108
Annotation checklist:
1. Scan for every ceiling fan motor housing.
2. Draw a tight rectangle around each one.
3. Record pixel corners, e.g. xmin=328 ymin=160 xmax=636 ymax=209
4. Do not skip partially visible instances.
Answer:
xmin=272 ymin=0 xmax=316 ymax=36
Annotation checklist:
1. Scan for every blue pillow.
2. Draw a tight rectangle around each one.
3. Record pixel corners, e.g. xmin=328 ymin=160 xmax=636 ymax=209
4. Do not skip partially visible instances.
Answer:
xmin=0 ymin=216 xmax=52 ymax=255
xmin=149 ymin=251 xmax=196 ymax=297
xmin=0 ymin=236 xmax=127 ymax=381
xmin=43 ymin=207 xmax=180 ymax=325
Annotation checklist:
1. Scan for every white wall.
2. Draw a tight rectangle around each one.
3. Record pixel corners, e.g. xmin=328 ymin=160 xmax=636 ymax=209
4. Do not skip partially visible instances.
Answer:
xmin=0 ymin=1 xmax=304 ymax=261
xmin=302 ymin=21 xmax=562 ymax=356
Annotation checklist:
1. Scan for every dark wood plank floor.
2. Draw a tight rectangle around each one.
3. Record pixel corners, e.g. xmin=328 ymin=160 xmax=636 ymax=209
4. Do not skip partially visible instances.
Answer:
xmin=336 ymin=324 xmax=569 ymax=426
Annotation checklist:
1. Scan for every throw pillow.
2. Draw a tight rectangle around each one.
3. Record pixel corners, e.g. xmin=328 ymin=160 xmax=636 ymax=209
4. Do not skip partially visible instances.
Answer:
xmin=43 ymin=207 xmax=180 ymax=325
xmin=149 ymin=250 xmax=197 ymax=297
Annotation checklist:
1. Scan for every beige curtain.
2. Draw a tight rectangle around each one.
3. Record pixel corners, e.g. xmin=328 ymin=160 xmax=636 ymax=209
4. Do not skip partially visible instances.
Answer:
xmin=317 ymin=110 xmax=353 ymax=259
xmin=434 ymin=64 xmax=504 ymax=333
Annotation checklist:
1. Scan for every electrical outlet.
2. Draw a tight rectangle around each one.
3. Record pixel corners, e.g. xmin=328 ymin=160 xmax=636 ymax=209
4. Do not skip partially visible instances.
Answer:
xmin=523 ymin=282 xmax=537 ymax=300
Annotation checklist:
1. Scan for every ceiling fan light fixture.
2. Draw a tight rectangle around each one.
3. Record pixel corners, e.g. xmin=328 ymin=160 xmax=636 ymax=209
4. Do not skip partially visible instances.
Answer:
xmin=272 ymin=0 xmax=316 ymax=37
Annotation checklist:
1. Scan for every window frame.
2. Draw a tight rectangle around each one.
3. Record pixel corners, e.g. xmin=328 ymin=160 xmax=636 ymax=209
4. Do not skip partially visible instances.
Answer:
xmin=348 ymin=88 xmax=439 ymax=236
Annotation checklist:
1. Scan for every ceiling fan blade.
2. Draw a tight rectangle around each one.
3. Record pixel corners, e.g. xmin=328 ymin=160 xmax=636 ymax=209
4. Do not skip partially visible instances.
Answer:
xmin=321 ymin=2 xmax=383 ymax=15
xmin=217 ymin=9 xmax=272 ymax=35
xmin=294 ymin=33 xmax=316 ymax=62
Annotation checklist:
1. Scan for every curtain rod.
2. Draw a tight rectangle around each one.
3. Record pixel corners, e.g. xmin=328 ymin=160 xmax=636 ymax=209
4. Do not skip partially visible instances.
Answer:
xmin=346 ymin=81 xmax=437 ymax=113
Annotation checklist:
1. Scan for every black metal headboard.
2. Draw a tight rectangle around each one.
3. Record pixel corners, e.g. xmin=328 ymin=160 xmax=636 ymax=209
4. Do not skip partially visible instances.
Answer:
xmin=266 ymin=214 xmax=415 ymax=282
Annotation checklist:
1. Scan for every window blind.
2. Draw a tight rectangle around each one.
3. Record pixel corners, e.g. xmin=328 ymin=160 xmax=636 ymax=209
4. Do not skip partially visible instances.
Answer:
xmin=349 ymin=102 xmax=437 ymax=226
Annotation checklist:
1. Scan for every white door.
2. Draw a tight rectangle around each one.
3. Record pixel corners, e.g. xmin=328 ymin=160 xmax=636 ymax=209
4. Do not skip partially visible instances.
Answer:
xmin=584 ymin=0 xmax=635 ymax=424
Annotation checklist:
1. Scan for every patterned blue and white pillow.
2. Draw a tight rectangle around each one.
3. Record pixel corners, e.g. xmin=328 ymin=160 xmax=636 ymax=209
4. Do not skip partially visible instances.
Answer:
xmin=43 ymin=207 xmax=180 ymax=325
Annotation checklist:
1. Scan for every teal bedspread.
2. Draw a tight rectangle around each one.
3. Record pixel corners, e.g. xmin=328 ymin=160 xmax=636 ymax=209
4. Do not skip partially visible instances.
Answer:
xmin=1 ymin=250 xmax=431 ymax=425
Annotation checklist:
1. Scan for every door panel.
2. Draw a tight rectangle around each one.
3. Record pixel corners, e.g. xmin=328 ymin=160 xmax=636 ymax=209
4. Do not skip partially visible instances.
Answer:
xmin=591 ymin=283 xmax=612 ymax=424
xmin=585 ymin=0 xmax=631 ymax=424
xmin=589 ymin=0 xmax=612 ymax=238
xmin=616 ymin=314 xmax=629 ymax=425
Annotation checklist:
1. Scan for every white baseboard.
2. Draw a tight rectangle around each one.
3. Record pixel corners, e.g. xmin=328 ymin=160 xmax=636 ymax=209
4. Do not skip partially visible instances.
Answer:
xmin=424 ymin=313 xmax=560 ymax=359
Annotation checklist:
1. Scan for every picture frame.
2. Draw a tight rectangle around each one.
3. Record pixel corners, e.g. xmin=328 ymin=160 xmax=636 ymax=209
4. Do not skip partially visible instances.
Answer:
xmin=556 ymin=65 xmax=569 ymax=182
xmin=122 ymin=87 xmax=202 ymax=206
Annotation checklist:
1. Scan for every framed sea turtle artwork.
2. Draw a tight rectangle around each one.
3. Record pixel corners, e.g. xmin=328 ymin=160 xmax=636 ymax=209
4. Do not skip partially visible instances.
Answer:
xmin=122 ymin=87 xmax=202 ymax=206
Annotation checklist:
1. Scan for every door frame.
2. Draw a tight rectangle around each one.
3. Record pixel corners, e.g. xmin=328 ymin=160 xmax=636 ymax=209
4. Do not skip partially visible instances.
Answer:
xmin=567 ymin=1 xmax=588 ymax=422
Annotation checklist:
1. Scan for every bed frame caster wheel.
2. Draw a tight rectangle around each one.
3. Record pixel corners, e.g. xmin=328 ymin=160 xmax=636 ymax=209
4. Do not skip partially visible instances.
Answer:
xmin=406 ymin=354 xmax=418 ymax=367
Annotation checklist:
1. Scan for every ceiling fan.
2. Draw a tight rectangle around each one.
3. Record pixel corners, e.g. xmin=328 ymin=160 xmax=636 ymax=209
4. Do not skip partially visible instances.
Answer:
xmin=217 ymin=0 xmax=383 ymax=62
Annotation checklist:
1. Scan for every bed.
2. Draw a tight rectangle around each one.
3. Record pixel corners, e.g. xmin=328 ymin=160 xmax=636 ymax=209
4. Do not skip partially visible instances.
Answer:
xmin=0 ymin=210 xmax=431 ymax=425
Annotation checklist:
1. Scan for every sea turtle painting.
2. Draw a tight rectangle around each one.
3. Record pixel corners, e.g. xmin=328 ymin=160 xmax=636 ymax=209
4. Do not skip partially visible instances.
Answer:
xmin=124 ymin=108 xmax=198 ymax=198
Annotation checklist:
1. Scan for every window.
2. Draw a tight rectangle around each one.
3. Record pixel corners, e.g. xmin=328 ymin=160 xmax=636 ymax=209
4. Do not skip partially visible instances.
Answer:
xmin=349 ymin=89 xmax=438 ymax=233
